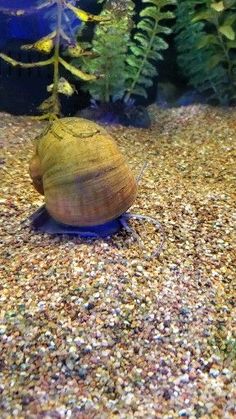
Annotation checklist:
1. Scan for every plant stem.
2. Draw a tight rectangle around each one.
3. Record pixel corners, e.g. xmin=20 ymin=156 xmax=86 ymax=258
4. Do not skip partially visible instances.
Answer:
xmin=214 ymin=14 xmax=235 ymax=89
xmin=124 ymin=15 xmax=159 ymax=102
xmin=52 ymin=0 xmax=63 ymax=117
xmin=217 ymin=31 xmax=234 ymax=82
xmin=104 ymin=57 xmax=111 ymax=103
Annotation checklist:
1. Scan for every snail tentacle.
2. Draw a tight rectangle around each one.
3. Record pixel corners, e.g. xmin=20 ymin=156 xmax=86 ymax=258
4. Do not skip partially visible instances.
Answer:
xmin=123 ymin=212 xmax=165 ymax=257
xmin=120 ymin=215 xmax=144 ymax=248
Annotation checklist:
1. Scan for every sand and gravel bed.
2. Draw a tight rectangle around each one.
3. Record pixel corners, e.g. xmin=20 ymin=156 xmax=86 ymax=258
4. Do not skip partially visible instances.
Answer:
xmin=0 ymin=105 xmax=235 ymax=418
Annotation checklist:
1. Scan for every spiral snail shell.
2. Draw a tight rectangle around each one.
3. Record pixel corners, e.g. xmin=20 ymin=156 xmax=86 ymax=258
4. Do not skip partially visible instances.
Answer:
xmin=29 ymin=117 xmax=137 ymax=227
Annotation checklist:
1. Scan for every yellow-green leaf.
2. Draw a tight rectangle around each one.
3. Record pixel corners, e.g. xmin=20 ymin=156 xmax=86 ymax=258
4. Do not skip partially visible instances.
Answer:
xmin=21 ymin=31 xmax=56 ymax=53
xmin=192 ymin=11 xmax=213 ymax=22
xmin=66 ymin=45 xmax=97 ymax=58
xmin=38 ymin=96 xmax=54 ymax=111
xmin=65 ymin=2 xmax=110 ymax=22
xmin=47 ymin=77 xmax=77 ymax=96
xmin=30 ymin=113 xmax=56 ymax=121
xmin=37 ymin=95 xmax=60 ymax=117
xmin=227 ymin=40 xmax=236 ymax=49
xmin=59 ymin=57 xmax=96 ymax=81
xmin=211 ymin=1 xmax=225 ymax=11
xmin=207 ymin=54 xmax=222 ymax=69
xmin=219 ymin=25 xmax=235 ymax=40
xmin=67 ymin=45 xmax=83 ymax=57
xmin=0 ymin=53 xmax=53 ymax=67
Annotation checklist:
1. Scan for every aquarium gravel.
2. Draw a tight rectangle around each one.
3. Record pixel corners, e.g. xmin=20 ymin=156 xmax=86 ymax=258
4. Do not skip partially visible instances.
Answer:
xmin=0 ymin=105 xmax=235 ymax=418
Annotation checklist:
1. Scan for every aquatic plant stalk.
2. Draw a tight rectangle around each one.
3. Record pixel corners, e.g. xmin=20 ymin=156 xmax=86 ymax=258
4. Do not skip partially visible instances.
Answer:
xmin=123 ymin=213 xmax=165 ymax=258
xmin=51 ymin=0 xmax=63 ymax=117
xmin=124 ymin=0 xmax=175 ymax=101
xmin=125 ymin=19 xmax=159 ymax=102
xmin=214 ymin=14 xmax=235 ymax=89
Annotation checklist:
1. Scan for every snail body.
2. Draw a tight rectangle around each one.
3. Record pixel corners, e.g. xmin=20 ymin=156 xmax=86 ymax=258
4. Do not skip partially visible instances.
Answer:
xmin=29 ymin=117 xmax=137 ymax=226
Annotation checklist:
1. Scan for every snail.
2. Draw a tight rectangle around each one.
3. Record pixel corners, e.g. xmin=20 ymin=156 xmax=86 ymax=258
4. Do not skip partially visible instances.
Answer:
xmin=29 ymin=117 xmax=164 ymax=256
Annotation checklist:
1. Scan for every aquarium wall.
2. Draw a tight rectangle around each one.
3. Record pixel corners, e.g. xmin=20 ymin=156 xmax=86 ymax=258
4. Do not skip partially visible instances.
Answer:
xmin=0 ymin=0 xmax=102 ymax=115
xmin=0 ymin=0 xmax=98 ymax=45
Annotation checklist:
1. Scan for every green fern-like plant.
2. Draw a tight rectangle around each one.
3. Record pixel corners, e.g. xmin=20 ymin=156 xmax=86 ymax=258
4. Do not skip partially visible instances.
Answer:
xmin=79 ymin=0 xmax=135 ymax=103
xmin=0 ymin=0 xmax=109 ymax=119
xmin=175 ymin=0 xmax=236 ymax=105
xmin=125 ymin=0 xmax=176 ymax=101
xmin=77 ymin=0 xmax=175 ymax=104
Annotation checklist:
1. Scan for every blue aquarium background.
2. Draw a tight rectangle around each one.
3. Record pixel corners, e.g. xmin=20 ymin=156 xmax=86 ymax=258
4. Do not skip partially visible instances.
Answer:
xmin=0 ymin=0 xmax=101 ymax=45
xmin=0 ymin=0 xmax=103 ymax=115
xmin=0 ymin=0 xmax=51 ymax=46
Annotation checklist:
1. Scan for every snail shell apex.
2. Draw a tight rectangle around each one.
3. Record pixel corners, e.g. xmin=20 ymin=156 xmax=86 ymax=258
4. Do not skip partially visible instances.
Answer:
xmin=29 ymin=117 xmax=137 ymax=226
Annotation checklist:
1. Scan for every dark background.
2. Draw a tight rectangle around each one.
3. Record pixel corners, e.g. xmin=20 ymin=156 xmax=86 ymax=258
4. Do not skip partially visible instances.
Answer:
xmin=0 ymin=0 xmax=179 ymax=115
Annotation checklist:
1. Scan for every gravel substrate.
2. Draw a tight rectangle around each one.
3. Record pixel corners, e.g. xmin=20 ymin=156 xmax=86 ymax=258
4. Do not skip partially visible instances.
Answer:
xmin=0 ymin=105 xmax=235 ymax=418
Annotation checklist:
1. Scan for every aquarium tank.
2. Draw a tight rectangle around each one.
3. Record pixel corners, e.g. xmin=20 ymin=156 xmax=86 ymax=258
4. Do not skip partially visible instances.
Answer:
xmin=0 ymin=1 xmax=235 ymax=418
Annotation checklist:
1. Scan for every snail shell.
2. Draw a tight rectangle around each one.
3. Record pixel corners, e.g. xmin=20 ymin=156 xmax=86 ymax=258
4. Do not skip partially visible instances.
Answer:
xmin=29 ymin=117 xmax=137 ymax=226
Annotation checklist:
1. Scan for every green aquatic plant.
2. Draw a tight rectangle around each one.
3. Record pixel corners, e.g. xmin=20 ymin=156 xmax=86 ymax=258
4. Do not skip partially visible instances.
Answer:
xmin=175 ymin=0 xmax=236 ymax=105
xmin=78 ymin=0 xmax=135 ymax=103
xmin=125 ymin=0 xmax=176 ymax=101
xmin=0 ymin=0 xmax=109 ymax=119
xmin=78 ymin=0 xmax=175 ymax=104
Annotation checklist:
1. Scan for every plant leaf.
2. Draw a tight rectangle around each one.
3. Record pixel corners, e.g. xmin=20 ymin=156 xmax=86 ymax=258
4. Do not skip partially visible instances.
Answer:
xmin=0 ymin=53 xmax=53 ymax=68
xmin=21 ymin=31 xmax=56 ymax=54
xmin=211 ymin=2 xmax=225 ymax=12
xmin=65 ymin=2 xmax=110 ymax=22
xmin=126 ymin=56 xmax=142 ymax=69
xmin=219 ymin=25 xmax=235 ymax=40
xmin=131 ymin=86 xmax=148 ymax=98
xmin=130 ymin=45 xmax=145 ymax=57
xmin=66 ymin=45 xmax=83 ymax=57
xmin=134 ymin=34 xmax=149 ymax=48
xmin=223 ymin=13 xmax=236 ymax=27
xmin=207 ymin=54 xmax=223 ymax=69
xmin=197 ymin=34 xmax=219 ymax=48
xmin=37 ymin=95 xmax=60 ymax=117
xmin=59 ymin=57 xmax=96 ymax=81
xmin=140 ymin=7 xmax=159 ymax=19
xmin=192 ymin=11 xmax=214 ymax=23
xmin=47 ymin=77 xmax=77 ymax=96
xmin=226 ymin=40 xmax=236 ymax=49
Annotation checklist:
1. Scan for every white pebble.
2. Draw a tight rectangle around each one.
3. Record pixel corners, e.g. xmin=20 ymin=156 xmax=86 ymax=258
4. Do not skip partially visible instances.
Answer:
xmin=209 ymin=368 xmax=220 ymax=377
